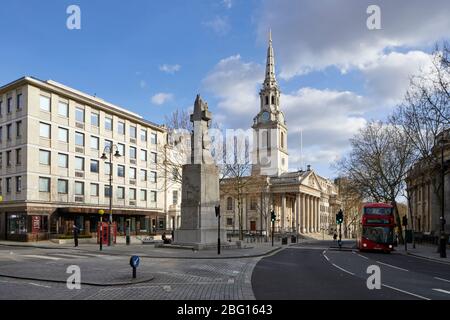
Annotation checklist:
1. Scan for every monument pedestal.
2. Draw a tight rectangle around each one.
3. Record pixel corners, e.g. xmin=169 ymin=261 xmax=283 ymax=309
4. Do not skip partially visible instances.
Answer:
xmin=174 ymin=164 xmax=227 ymax=249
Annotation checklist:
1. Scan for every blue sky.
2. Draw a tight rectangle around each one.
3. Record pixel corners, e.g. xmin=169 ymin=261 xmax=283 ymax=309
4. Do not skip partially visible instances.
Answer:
xmin=1 ymin=0 xmax=449 ymax=178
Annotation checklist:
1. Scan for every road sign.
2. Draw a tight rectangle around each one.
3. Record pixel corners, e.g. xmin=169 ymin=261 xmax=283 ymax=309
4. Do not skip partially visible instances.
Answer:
xmin=130 ymin=255 xmax=140 ymax=268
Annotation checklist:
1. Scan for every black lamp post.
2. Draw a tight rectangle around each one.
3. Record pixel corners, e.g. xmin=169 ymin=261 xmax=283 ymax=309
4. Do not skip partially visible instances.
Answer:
xmin=439 ymin=137 xmax=448 ymax=258
xmin=101 ymin=145 xmax=121 ymax=246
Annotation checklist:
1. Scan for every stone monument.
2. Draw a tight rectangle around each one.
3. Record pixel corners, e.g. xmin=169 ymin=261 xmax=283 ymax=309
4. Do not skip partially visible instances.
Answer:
xmin=174 ymin=95 xmax=227 ymax=249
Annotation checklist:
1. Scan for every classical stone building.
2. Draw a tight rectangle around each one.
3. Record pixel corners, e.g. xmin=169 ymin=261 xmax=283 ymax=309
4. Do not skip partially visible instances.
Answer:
xmin=406 ymin=129 xmax=450 ymax=235
xmin=220 ymin=34 xmax=340 ymax=236
xmin=0 ymin=77 xmax=180 ymax=241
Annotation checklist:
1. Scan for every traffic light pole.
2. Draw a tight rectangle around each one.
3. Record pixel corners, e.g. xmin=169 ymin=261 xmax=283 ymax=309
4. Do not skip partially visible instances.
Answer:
xmin=272 ymin=220 xmax=274 ymax=247
xmin=339 ymin=223 xmax=342 ymax=249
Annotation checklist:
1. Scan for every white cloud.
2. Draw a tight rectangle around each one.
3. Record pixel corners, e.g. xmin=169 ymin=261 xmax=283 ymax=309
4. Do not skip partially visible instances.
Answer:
xmin=203 ymin=55 xmax=263 ymax=128
xmin=203 ymin=55 xmax=368 ymax=169
xmin=151 ymin=92 xmax=174 ymax=105
xmin=360 ymin=51 xmax=433 ymax=105
xmin=256 ymin=0 xmax=450 ymax=79
xmin=223 ymin=0 xmax=233 ymax=9
xmin=159 ymin=64 xmax=181 ymax=74
xmin=203 ymin=16 xmax=231 ymax=35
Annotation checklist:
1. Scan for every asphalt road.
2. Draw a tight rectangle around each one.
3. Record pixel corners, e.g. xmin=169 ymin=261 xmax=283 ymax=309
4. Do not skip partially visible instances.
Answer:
xmin=252 ymin=240 xmax=450 ymax=300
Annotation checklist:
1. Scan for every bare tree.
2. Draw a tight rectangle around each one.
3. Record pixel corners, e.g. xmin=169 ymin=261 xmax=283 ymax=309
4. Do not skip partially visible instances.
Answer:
xmin=335 ymin=177 xmax=364 ymax=238
xmin=336 ymin=121 xmax=416 ymax=242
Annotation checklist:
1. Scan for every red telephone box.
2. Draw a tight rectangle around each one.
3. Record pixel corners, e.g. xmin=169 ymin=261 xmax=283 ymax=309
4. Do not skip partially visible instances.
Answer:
xmin=97 ymin=222 xmax=117 ymax=245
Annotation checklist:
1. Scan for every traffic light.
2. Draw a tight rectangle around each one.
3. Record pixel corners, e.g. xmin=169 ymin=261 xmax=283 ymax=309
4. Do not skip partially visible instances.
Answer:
xmin=215 ymin=205 xmax=220 ymax=218
xmin=402 ymin=215 xmax=407 ymax=227
xmin=271 ymin=210 xmax=276 ymax=222
xmin=336 ymin=210 xmax=344 ymax=224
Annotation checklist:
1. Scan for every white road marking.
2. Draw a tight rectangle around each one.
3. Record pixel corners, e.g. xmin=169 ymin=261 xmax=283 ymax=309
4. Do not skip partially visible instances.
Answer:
xmin=22 ymin=255 xmax=61 ymax=261
xmin=28 ymin=282 xmax=51 ymax=288
xmin=434 ymin=277 xmax=450 ymax=283
xmin=376 ymin=261 xmax=408 ymax=272
xmin=331 ymin=263 xmax=355 ymax=276
xmin=48 ymin=253 xmax=88 ymax=259
xmin=432 ymin=288 xmax=450 ymax=295
xmin=382 ymin=284 xmax=430 ymax=300
xmin=357 ymin=254 xmax=369 ymax=260
xmin=323 ymin=254 xmax=330 ymax=261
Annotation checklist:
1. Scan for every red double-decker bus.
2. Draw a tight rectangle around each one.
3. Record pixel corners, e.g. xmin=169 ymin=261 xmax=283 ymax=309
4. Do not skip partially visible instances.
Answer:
xmin=357 ymin=203 xmax=395 ymax=253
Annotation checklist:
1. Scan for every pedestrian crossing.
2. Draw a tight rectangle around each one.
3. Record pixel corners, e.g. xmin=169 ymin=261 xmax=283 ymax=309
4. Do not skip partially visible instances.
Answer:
xmin=0 ymin=251 xmax=123 ymax=262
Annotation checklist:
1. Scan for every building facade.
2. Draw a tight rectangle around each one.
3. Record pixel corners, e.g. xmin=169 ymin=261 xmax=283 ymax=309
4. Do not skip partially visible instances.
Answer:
xmin=0 ymin=77 xmax=180 ymax=241
xmin=220 ymin=34 xmax=341 ymax=237
xmin=406 ymin=129 xmax=450 ymax=235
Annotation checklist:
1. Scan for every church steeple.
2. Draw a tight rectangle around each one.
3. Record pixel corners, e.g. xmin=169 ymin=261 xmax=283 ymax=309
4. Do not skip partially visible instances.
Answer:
xmin=264 ymin=29 xmax=277 ymax=88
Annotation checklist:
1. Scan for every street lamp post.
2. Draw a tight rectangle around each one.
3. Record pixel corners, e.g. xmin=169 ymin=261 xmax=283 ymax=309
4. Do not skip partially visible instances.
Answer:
xmin=101 ymin=145 xmax=121 ymax=246
xmin=439 ymin=137 xmax=448 ymax=258
xmin=98 ymin=209 xmax=104 ymax=251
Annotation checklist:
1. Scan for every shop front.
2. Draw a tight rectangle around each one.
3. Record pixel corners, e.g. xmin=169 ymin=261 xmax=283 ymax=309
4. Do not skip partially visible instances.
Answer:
xmin=3 ymin=210 xmax=51 ymax=242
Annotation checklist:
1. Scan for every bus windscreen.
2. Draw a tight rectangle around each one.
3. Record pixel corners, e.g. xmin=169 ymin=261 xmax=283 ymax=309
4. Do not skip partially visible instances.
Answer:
xmin=364 ymin=207 xmax=393 ymax=215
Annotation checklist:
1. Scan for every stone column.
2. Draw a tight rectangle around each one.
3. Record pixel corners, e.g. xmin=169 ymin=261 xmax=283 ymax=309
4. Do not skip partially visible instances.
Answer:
xmin=301 ymin=194 xmax=306 ymax=233
xmin=296 ymin=193 xmax=301 ymax=234
xmin=316 ymin=198 xmax=320 ymax=233
xmin=281 ymin=193 xmax=286 ymax=232
xmin=305 ymin=195 xmax=309 ymax=233
xmin=309 ymin=196 xmax=314 ymax=233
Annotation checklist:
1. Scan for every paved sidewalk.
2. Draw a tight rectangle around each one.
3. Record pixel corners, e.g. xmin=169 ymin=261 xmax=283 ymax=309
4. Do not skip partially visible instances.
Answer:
xmin=0 ymin=240 xmax=285 ymax=259
xmin=395 ymin=243 xmax=450 ymax=264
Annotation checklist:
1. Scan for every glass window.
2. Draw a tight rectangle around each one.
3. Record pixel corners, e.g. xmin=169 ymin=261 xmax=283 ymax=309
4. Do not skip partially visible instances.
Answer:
xmin=227 ymin=218 xmax=233 ymax=226
xmin=90 ymin=160 xmax=99 ymax=173
xmin=75 ymin=157 xmax=84 ymax=171
xmin=105 ymin=162 xmax=111 ymax=175
xmin=39 ymin=122 xmax=51 ymax=138
xmin=16 ymin=94 xmax=23 ymax=109
xmin=150 ymin=133 xmax=157 ymax=144
xmin=40 ymin=96 xmax=50 ymax=112
xmin=16 ymin=176 xmax=22 ymax=192
xmin=118 ymin=143 xmax=125 ymax=156
xmin=39 ymin=177 xmax=50 ymax=192
xmin=362 ymin=226 xmax=394 ymax=244
xmin=150 ymin=171 xmax=157 ymax=183
xmin=130 ymin=147 xmax=137 ymax=159
xmin=91 ymin=113 xmax=99 ymax=127
xmin=16 ymin=121 xmax=22 ymax=137
xmin=364 ymin=207 xmax=393 ymax=215
xmin=6 ymin=151 xmax=11 ymax=166
xmin=173 ymin=190 xmax=178 ymax=205
xmin=7 ymin=213 xmax=28 ymax=235
xmin=90 ymin=136 xmax=99 ymax=150
xmin=39 ymin=150 xmax=51 ymax=165
xmin=140 ymin=169 xmax=147 ymax=181
xmin=16 ymin=149 xmax=22 ymax=165
xmin=58 ymin=179 xmax=68 ymax=194
xmin=104 ymin=139 xmax=112 ymax=150
xmin=140 ymin=149 xmax=147 ymax=161
xmin=117 ymin=187 xmax=125 ymax=199
xmin=129 ymin=188 xmax=136 ymax=200
xmin=150 ymin=191 xmax=157 ymax=202
xmin=172 ymin=168 xmax=179 ymax=181
xmin=0 ymin=126 xmax=3 ymax=141
xmin=58 ymin=127 xmax=69 ymax=142
xmin=75 ymin=181 xmax=84 ymax=195
xmin=117 ymin=165 xmax=125 ymax=177
xmin=76 ymin=107 xmax=85 ymax=123
xmin=7 ymin=97 xmax=12 ymax=113
xmin=141 ymin=189 xmax=147 ymax=201
xmin=6 ymin=177 xmax=11 ymax=193
xmin=129 ymin=167 xmax=137 ymax=179
xmin=90 ymin=183 xmax=99 ymax=196
xmin=141 ymin=129 xmax=147 ymax=142
xmin=58 ymin=153 xmax=68 ymax=168
xmin=58 ymin=101 xmax=69 ymax=117
xmin=6 ymin=124 xmax=11 ymax=140
xmin=104 ymin=185 xmax=111 ymax=198
xmin=118 ymin=121 xmax=125 ymax=135
xmin=75 ymin=132 xmax=84 ymax=146
xmin=130 ymin=126 xmax=137 ymax=138
xmin=151 ymin=152 xmax=157 ymax=163
xmin=105 ymin=117 xmax=112 ymax=131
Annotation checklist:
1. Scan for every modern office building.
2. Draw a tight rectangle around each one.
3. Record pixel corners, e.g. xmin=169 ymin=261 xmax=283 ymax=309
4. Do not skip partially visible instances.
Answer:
xmin=0 ymin=76 xmax=181 ymax=241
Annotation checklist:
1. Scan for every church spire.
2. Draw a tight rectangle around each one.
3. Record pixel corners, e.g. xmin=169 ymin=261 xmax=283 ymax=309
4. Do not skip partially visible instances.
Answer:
xmin=264 ymin=28 xmax=277 ymax=88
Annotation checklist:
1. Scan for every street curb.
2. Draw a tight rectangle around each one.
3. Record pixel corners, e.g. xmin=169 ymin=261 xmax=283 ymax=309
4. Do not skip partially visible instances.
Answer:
xmin=405 ymin=252 xmax=450 ymax=265
xmin=0 ymin=274 xmax=155 ymax=287
xmin=0 ymin=243 xmax=284 ymax=260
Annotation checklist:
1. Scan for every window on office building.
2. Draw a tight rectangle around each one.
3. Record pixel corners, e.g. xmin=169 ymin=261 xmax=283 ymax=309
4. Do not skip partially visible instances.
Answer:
xmin=58 ymin=153 xmax=68 ymax=168
xmin=118 ymin=121 xmax=125 ymax=135
xmin=40 ymin=96 xmax=50 ymax=112
xmin=58 ymin=127 xmax=69 ymax=143
xmin=105 ymin=116 xmax=112 ymax=131
xmin=91 ymin=112 xmax=99 ymax=127
xmin=39 ymin=123 xmax=51 ymax=138
xmin=58 ymin=179 xmax=68 ymax=194
xmin=58 ymin=101 xmax=69 ymax=118
xmin=75 ymin=107 xmax=85 ymax=123
xmin=39 ymin=177 xmax=50 ymax=192
xmin=39 ymin=150 xmax=50 ymax=165
xmin=75 ymin=157 xmax=84 ymax=171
